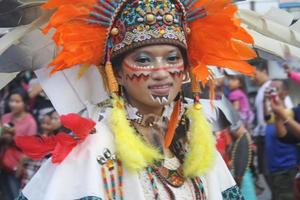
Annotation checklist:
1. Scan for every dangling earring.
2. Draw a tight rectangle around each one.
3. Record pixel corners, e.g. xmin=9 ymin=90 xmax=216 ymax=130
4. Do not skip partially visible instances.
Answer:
xmin=120 ymin=85 xmax=126 ymax=98
xmin=105 ymin=50 xmax=119 ymax=94
xmin=182 ymin=71 xmax=190 ymax=84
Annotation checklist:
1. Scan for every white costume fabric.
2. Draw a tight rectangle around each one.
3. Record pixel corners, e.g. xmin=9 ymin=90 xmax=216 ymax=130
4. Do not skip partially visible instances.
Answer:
xmin=18 ymin=104 xmax=240 ymax=200
xmin=253 ymin=80 xmax=271 ymax=137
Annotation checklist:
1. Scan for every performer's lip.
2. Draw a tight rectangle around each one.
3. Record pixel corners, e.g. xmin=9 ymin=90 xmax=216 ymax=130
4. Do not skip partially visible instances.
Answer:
xmin=148 ymin=83 xmax=173 ymax=95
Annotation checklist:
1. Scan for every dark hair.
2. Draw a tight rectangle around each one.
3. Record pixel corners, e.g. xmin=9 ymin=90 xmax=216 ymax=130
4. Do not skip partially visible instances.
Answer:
xmin=272 ymin=79 xmax=289 ymax=91
xmin=9 ymin=88 xmax=29 ymax=105
xmin=249 ymin=58 xmax=268 ymax=74
xmin=111 ymin=54 xmax=126 ymax=72
xmin=228 ymin=75 xmax=246 ymax=92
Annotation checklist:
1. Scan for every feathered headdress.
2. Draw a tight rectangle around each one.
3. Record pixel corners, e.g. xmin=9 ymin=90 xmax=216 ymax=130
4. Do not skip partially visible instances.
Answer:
xmin=42 ymin=0 xmax=256 ymax=86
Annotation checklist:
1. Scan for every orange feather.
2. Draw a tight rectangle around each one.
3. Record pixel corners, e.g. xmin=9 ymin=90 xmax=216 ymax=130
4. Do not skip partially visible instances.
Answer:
xmin=42 ymin=0 xmax=105 ymax=73
xmin=188 ymin=0 xmax=256 ymax=88
xmin=164 ymin=100 xmax=181 ymax=148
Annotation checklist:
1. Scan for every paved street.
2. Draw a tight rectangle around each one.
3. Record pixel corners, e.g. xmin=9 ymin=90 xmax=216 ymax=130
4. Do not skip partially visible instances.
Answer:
xmin=257 ymin=175 xmax=271 ymax=200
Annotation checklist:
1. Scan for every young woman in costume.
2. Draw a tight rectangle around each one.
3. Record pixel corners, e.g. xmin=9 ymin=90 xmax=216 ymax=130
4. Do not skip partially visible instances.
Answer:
xmin=15 ymin=0 xmax=257 ymax=199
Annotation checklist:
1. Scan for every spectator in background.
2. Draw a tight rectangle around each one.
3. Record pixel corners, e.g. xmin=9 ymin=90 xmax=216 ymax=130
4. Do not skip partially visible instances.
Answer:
xmin=227 ymin=74 xmax=254 ymax=131
xmin=225 ymin=74 xmax=257 ymax=199
xmin=1 ymin=88 xmax=37 ymax=137
xmin=28 ymin=77 xmax=54 ymax=122
xmin=39 ymin=113 xmax=54 ymax=136
xmin=271 ymin=100 xmax=300 ymax=143
xmin=0 ymin=72 xmax=34 ymax=116
xmin=209 ymin=70 xmax=257 ymax=200
xmin=251 ymin=60 xmax=271 ymax=188
xmin=263 ymin=80 xmax=299 ymax=200
xmin=50 ymin=111 xmax=61 ymax=135
xmin=0 ymin=88 xmax=37 ymax=200
xmin=271 ymin=87 xmax=300 ymax=200
xmin=18 ymin=113 xmax=55 ymax=188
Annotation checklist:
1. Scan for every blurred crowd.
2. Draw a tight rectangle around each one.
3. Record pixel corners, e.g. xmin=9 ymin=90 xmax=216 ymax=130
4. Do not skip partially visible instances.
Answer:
xmin=1 ymin=59 xmax=300 ymax=200
xmin=0 ymin=72 xmax=61 ymax=200
xmin=212 ymin=58 xmax=300 ymax=200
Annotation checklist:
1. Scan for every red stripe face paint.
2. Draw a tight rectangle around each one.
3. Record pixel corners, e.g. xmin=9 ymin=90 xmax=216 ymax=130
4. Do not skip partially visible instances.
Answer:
xmin=124 ymin=62 xmax=184 ymax=82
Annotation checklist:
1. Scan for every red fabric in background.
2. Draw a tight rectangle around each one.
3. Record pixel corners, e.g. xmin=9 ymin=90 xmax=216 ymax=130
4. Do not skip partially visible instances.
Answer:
xmin=215 ymin=128 xmax=233 ymax=168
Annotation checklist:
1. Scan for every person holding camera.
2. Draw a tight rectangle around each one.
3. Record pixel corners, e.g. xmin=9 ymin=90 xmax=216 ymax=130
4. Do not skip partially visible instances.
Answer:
xmin=263 ymin=80 xmax=299 ymax=200
xmin=0 ymin=88 xmax=37 ymax=200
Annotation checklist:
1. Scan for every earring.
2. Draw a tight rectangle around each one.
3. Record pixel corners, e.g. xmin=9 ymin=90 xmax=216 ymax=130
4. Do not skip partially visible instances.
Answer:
xmin=120 ymin=86 xmax=126 ymax=98
xmin=182 ymin=71 xmax=190 ymax=83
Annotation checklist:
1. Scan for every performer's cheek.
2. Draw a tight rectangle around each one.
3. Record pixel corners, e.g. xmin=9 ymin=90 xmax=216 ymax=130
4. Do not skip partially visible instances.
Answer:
xmin=125 ymin=72 xmax=151 ymax=82
xmin=168 ymin=66 xmax=185 ymax=79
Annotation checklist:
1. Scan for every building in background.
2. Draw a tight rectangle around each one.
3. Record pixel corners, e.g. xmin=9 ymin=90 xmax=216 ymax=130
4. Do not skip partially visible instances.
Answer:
xmin=236 ymin=1 xmax=300 ymax=104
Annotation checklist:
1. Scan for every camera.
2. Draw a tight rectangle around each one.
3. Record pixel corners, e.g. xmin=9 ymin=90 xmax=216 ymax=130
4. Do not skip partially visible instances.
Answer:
xmin=3 ymin=122 xmax=14 ymax=129
xmin=266 ymin=87 xmax=278 ymax=95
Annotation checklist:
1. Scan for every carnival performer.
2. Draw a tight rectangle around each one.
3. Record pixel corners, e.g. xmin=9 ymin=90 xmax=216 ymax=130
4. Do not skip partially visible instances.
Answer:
xmin=12 ymin=0 xmax=256 ymax=199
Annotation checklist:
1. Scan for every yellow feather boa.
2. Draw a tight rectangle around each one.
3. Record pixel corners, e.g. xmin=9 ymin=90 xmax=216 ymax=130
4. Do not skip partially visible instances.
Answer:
xmin=183 ymin=104 xmax=216 ymax=177
xmin=110 ymin=95 xmax=162 ymax=171
xmin=110 ymin=95 xmax=215 ymax=177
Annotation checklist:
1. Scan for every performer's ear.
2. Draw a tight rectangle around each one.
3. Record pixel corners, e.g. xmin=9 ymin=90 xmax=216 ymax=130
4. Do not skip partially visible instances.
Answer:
xmin=111 ymin=55 xmax=125 ymax=86
xmin=115 ymin=69 xmax=124 ymax=86
xmin=182 ymin=70 xmax=190 ymax=84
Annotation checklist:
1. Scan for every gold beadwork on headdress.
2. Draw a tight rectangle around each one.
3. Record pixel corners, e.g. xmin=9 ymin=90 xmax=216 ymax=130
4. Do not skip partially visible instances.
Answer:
xmin=145 ymin=13 xmax=156 ymax=24
xmin=163 ymin=14 xmax=174 ymax=24
xmin=111 ymin=27 xmax=119 ymax=36
xmin=186 ymin=27 xmax=191 ymax=34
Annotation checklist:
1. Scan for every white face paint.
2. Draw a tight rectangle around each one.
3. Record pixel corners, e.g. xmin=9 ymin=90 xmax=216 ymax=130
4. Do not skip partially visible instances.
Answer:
xmin=150 ymin=94 xmax=169 ymax=105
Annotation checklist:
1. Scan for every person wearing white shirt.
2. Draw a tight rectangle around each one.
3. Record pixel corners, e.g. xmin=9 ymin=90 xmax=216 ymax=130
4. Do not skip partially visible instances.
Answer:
xmin=252 ymin=61 xmax=271 ymax=188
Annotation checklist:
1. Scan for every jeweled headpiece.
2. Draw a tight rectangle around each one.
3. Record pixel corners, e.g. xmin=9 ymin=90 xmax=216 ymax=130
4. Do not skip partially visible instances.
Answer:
xmin=43 ymin=0 xmax=256 ymax=89
xmin=106 ymin=0 xmax=189 ymax=58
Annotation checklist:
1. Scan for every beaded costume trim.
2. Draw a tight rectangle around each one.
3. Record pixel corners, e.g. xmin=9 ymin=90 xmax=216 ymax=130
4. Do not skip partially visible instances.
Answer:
xmin=222 ymin=185 xmax=244 ymax=200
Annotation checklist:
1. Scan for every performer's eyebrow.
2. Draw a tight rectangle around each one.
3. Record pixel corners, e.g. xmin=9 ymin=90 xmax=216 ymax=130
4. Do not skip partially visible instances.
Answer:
xmin=168 ymin=50 xmax=178 ymax=54
xmin=132 ymin=51 xmax=152 ymax=58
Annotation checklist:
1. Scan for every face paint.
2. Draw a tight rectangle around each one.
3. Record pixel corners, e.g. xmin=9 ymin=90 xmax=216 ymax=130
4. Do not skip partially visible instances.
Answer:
xmin=123 ymin=62 xmax=184 ymax=104
xmin=123 ymin=60 xmax=184 ymax=83
xmin=126 ymin=73 xmax=150 ymax=81
xmin=120 ymin=45 xmax=185 ymax=109
xmin=150 ymin=94 xmax=169 ymax=104
xmin=170 ymin=70 xmax=184 ymax=79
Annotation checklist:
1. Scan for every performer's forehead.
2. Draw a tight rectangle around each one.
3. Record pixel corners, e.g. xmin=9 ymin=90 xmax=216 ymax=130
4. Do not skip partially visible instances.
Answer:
xmin=126 ymin=45 xmax=181 ymax=55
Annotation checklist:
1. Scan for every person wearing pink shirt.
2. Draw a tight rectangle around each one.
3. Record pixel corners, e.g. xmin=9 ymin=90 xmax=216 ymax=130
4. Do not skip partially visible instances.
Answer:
xmin=0 ymin=88 xmax=37 ymax=200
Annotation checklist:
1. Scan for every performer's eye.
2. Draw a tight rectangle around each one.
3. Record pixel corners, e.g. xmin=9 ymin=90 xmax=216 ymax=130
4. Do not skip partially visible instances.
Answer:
xmin=135 ymin=55 xmax=151 ymax=64
xmin=166 ymin=51 xmax=182 ymax=63
xmin=167 ymin=55 xmax=179 ymax=62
